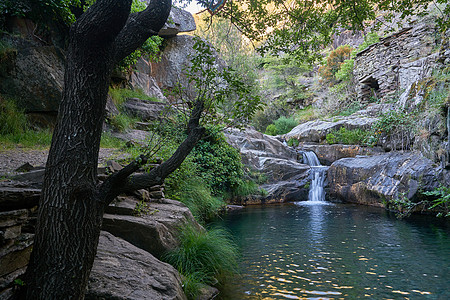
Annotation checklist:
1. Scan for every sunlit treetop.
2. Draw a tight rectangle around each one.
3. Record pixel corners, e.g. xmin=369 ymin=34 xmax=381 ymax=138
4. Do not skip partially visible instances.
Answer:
xmin=191 ymin=0 xmax=449 ymax=62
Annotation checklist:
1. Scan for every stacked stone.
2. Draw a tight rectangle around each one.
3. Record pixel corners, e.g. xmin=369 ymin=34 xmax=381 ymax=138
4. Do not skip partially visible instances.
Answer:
xmin=353 ymin=20 xmax=441 ymax=103
xmin=0 ymin=181 xmax=39 ymax=298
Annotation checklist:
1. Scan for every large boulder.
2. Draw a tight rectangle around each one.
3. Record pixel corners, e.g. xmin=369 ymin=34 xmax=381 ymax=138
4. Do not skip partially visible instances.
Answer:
xmin=158 ymin=7 xmax=196 ymax=37
xmin=225 ymin=128 xmax=310 ymax=203
xmin=122 ymin=98 xmax=169 ymax=122
xmin=130 ymin=57 xmax=167 ymax=101
xmin=103 ymin=197 xmax=201 ymax=258
xmin=328 ymin=152 xmax=445 ymax=207
xmin=284 ymin=116 xmax=377 ymax=143
xmin=0 ymin=37 xmax=64 ymax=115
xmin=87 ymin=231 xmax=186 ymax=300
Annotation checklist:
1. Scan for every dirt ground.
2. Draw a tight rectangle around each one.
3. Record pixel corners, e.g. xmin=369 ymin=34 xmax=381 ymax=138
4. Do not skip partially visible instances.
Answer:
xmin=0 ymin=147 xmax=123 ymax=177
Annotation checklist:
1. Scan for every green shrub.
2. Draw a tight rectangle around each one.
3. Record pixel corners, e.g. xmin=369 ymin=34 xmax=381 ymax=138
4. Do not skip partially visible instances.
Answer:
xmin=265 ymin=124 xmax=277 ymax=135
xmin=0 ymin=97 xmax=27 ymax=135
xmin=325 ymin=127 xmax=371 ymax=145
xmin=294 ymin=105 xmax=320 ymax=123
xmin=335 ymin=58 xmax=354 ymax=82
xmin=163 ymin=224 xmax=239 ymax=300
xmin=106 ymin=113 xmax=139 ymax=132
xmin=422 ymin=185 xmax=450 ymax=217
xmin=100 ymin=132 xmax=125 ymax=148
xmin=265 ymin=116 xmax=297 ymax=136
xmin=192 ymin=127 xmax=245 ymax=195
xmin=109 ymin=87 xmax=160 ymax=107
xmin=318 ymin=45 xmax=353 ymax=85
xmin=0 ymin=129 xmax=53 ymax=149
xmin=287 ymin=138 xmax=299 ymax=147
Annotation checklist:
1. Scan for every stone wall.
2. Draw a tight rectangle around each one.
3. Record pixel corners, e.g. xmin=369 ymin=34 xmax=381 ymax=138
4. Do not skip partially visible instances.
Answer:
xmin=353 ymin=20 xmax=446 ymax=103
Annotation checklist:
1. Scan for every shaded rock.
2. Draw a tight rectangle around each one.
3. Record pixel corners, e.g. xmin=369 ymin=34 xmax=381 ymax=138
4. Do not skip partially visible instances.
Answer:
xmin=299 ymin=143 xmax=384 ymax=166
xmin=284 ymin=116 xmax=377 ymax=143
xmin=151 ymin=35 xmax=196 ymax=99
xmin=122 ymin=98 xmax=169 ymax=121
xmin=225 ymin=128 xmax=310 ymax=203
xmin=11 ymin=169 xmax=45 ymax=187
xmin=14 ymin=163 xmax=34 ymax=173
xmin=106 ymin=160 xmax=123 ymax=173
xmin=105 ymin=94 xmax=120 ymax=118
xmin=151 ymin=35 xmax=225 ymax=101
xmin=87 ymin=231 xmax=186 ymax=300
xmin=328 ymin=152 xmax=444 ymax=207
xmin=130 ymin=72 xmax=168 ymax=101
xmin=225 ymin=128 xmax=298 ymax=162
xmin=0 ymin=233 xmax=33 ymax=278
xmin=158 ymin=7 xmax=196 ymax=37
xmin=0 ymin=37 xmax=64 ymax=114
xmin=111 ymin=129 xmax=151 ymax=145
xmin=0 ymin=187 xmax=40 ymax=211
xmin=197 ymin=285 xmax=219 ymax=300
xmin=103 ymin=198 xmax=201 ymax=258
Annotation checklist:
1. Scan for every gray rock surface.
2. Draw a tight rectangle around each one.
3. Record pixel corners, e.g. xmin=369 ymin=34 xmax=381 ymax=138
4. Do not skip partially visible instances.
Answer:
xmin=284 ymin=116 xmax=377 ymax=143
xmin=130 ymin=57 xmax=168 ymax=101
xmin=103 ymin=197 xmax=201 ymax=258
xmin=87 ymin=231 xmax=186 ymax=300
xmin=158 ymin=7 xmax=196 ymax=37
xmin=299 ymin=143 xmax=384 ymax=166
xmin=225 ymin=128 xmax=310 ymax=203
xmin=122 ymin=98 xmax=169 ymax=121
xmin=328 ymin=152 xmax=445 ymax=207
xmin=0 ymin=39 xmax=64 ymax=114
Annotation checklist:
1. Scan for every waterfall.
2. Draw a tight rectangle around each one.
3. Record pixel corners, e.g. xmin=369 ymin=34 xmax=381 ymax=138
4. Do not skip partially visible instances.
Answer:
xmin=302 ymin=151 xmax=327 ymax=203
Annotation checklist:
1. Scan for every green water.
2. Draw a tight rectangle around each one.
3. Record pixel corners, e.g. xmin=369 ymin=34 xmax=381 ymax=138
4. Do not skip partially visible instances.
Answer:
xmin=215 ymin=202 xmax=450 ymax=299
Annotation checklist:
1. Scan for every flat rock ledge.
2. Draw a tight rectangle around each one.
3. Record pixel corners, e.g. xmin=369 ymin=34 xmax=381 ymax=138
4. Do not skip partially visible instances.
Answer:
xmin=86 ymin=231 xmax=186 ymax=300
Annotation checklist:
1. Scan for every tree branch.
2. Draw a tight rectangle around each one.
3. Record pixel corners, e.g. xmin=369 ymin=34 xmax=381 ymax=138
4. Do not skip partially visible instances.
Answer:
xmin=100 ymin=100 xmax=205 ymax=204
xmin=113 ymin=0 xmax=172 ymax=63
xmin=73 ymin=0 xmax=132 ymax=45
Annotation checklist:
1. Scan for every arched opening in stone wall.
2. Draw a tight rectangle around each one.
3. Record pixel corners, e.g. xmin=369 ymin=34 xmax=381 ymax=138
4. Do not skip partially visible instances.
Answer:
xmin=360 ymin=76 xmax=380 ymax=102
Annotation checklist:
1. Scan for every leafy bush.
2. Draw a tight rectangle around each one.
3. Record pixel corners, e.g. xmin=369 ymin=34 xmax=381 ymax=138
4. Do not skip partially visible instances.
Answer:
xmin=265 ymin=116 xmax=297 ymax=136
xmin=0 ymin=97 xmax=27 ymax=135
xmin=326 ymin=127 xmax=371 ymax=145
xmin=109 ymin=87 xmax=160 ymax=107
xmin=265 ymin=124 xmax=277 ymax=136
xmin=318 ymin=45 xmax=353 ymax=85
xmin=192 ymin=127 xmax=245 ymax=195
xmin=294 ymin=105 xmax=320 ymax=123
xmin=335 ymin=58 xmax=354 ymax=82
xmin=163 ymin=224 xmax=239 ymax=299
xmin=423 ymin=186 xmax=450 ymax=217
xmin=106 ymin=113 xmax=139 ymax=132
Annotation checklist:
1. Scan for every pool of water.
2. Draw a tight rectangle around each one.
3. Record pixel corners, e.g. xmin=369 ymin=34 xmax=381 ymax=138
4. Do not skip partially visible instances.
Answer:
xmin=214 ymin=202 xmax=450 ymax=299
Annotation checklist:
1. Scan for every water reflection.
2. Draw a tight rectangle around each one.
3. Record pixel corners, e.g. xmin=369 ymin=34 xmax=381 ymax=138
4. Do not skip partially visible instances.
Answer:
xmin=216 ymin=203 xmax=450 ymax=299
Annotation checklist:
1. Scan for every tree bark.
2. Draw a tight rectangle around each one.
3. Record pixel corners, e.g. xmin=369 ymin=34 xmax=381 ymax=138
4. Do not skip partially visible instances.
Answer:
xmin=23 ymin=0 xmax=174 ymax=299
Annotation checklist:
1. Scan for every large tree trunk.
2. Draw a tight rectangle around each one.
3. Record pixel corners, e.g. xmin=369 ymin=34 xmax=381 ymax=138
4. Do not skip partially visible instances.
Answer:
xmin=21 ymin=0 xmax=203 ymax=298
xmin=24 ymin=1 xmax=131 ymax=298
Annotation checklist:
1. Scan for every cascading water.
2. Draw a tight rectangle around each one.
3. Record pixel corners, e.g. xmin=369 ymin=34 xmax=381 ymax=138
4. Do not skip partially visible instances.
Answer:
xmin=302 ymin=151 xmax=328 ymax=203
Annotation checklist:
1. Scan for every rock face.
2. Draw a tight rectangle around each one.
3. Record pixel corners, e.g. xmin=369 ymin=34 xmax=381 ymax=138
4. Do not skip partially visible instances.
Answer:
xmin=103 ymin=197 xmax=201 ymax=259
xmin=328 ymin=152 xmax=444 ymax=207
xmin=284 ymin=116 xmax=377 ymax=143
xmin=225 ymin=128 xmax=310 ymax=203
xmin=122 ymin=98 xmax=169 ymax=122
xmin=150 ymin=35 xmax=197 ymax=99
xmin=0 ymin=37 xmax=64 ymax=116
xmin=299 ymin=143 xmax=384 ymax=166
xmin=87 ymin=231 xmax=186 ymax=300
xmin=130 ymin=57 xmax=167 ymax=101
